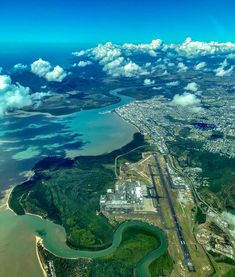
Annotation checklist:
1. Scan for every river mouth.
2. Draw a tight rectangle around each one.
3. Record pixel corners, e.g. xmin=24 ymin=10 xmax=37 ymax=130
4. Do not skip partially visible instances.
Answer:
xmin=0 ymin=88 xmax=137 ymax=277
xmin=0 ymin=208 xmax=167 ymax=277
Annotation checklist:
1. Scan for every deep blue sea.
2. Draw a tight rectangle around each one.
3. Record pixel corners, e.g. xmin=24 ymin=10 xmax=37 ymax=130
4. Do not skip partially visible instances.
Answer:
xmin=0 ymin=43 xmax=94 ymax=69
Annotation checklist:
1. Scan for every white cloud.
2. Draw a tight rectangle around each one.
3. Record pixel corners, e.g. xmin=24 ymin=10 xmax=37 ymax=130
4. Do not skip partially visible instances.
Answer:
xmin=166 ymin=81 xmax=180 ymax=87
xmin=30 ymin=91 xmax=50 ymax=108
xmin=144 ymin=79 xmax=155 ymax=86
xmin=72 ymin=50 xmax=86 ymax=57
xmin=215 ymin=66 xmax=234 ymax=77
xmin=101 ymin=56 xmax=147 ymax=78
xmin=31 ymin=59 xmax=67 ymax=82
xmin=73 ymin=61 xmax=92 ymax=67
xmin=103 ymin=57 xmax=125 ymax=76
xmin=215 ymin=59 xmax=234 ymax=77
xmin=122 ymin=39 xmax=163 ymax=56
xmin=177 ymin=62 xmax=188 ymax=72
xmin=13 ymin=63 xmax=28 ymax=71
xmin=194 ymin=62 xmax=206 ymax=70
xmin=167 ymin=62 xmax=175 ymax=67
xmin=227 ymin=53 xmax=235 ymax=59
xmin=172 ymin=92 xmax=201 ymax=111
xmin=71 ymin=38 xmax=235 ymax=78
xmin=176 ymin=37 xmax=235 ymax=57
xmin=161 ymin=70 xmax=168 ymax=76
xmin=0 ymin=75 xmax=32 ymax=116
xmin=72 ymin=41 xmax=158 ymax=78
xmin=45 ymin=65 xmax=67 ymax=82
xmin=31 ymin=59 xmax=51 ymax=77
xmin=184 ymin=82 xmax=199 ymax=92
xmin=122 ymin=61 xmax=147 ymax=77
xmin=152 ymin=86 xmax=162 ymax=90
xmin=92 ymin=42 xmax=121 ymax=64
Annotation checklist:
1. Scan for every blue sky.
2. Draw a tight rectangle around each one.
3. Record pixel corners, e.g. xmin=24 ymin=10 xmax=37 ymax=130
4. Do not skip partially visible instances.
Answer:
xmin=1 ymin=0 xmax=235 ymax=45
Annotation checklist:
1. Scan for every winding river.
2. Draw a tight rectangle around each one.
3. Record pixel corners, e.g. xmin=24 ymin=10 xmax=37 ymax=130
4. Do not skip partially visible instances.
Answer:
xmin=0 ymin=88 xmax=167 ymax=277
xmin=42 ymin=220 xmax=168 ymax=277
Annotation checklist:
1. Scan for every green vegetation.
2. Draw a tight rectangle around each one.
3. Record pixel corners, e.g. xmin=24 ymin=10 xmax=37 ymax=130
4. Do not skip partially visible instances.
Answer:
xmin=90 ymin=227 xmax=160 ymax=276
xmin=195 ymin=208 xmax=206 ymax=224
xmin=22 ymin=75 xmax=122 ymax=116
xmin=178 ymin=127 xmax=191 ymax=138
xmin=223 ymin=268 xmax=235 ymax=277
xmin=149 ymin=252 xmax=173 ymax=277
xmin=9 ymin=133 xmax=148 ymax=249
xmin=38 ymin=226 xmax=171 ymax=277
xmin=209 ymin=251 xmax=235 ymax=266
xmin=168 ymin=137 xmax=235 ymax=211
xmin=208 ymin=222 xmax=226 ymax=236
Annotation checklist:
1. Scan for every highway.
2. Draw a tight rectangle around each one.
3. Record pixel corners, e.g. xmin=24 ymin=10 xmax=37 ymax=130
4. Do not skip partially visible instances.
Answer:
xmin=153 ymin=154 xmax=195 ymax=272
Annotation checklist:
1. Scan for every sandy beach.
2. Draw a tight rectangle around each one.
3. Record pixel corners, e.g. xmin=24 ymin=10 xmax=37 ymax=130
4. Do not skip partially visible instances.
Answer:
xmin=35 ymin=236 xmax=48 ymax=277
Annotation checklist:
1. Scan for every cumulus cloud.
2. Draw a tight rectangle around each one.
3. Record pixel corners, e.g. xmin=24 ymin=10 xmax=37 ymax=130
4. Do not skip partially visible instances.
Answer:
xmin=227 ymin=53 xmax=235 ymax=59
xmin=71 ymin=38 xmax=235 ymax=78
xmin=31 ymin=59 xmax=67 ymax=82
xmin=73 ymin=61 xmax=92 ymax=67
xmin=98 ymin=51 xmax=147 ymax=77
xmin=92 ymin=42 xmax=122 ymax=64
xmin=72 ymin=41 xmax=151 ymax=78
xmin=13 ymin=63 xmax=28 ymax=71
xmin=161 ymin=70 xmax=168 ymax=76
xmin=172 ymin=92 xmax=201 ymax=111
xmin=220 ymin=59 xmax=229 ymax=68
xmin=184 ymin=82 xmax=199 ymax=92
xmin=122 ymin=61 xmax=147 ymax=77
xmin=166 ymin=81 xmax=180 ymax=87
xmin=194 ymin=62 xmax=206 ymax=70
xmin=122 ymin=39 xmax=163 ymax=56
xmin=215 ymin=66 xmax=234 ymax=77
xmin=177 ymin=62 xmax=188 ymax=72
xmin=72 ymin=50 xmax=86 ymax=57
xmin=0 ymin=75 xmax=32 ymax=116
xmin=143 ymin=78 xmax=155 ymax=86
xmin=152 ymin=86 xmax=162 ymax=90
xmin=215 ymin=59 xmax=234 ymax=77
xmin=176 ymin=37 xmax=235 ymax=57
xmin=45 ymin=66 xmax=67 ymax=82
xmin=30 ymin=91 xmax=50 ymax=108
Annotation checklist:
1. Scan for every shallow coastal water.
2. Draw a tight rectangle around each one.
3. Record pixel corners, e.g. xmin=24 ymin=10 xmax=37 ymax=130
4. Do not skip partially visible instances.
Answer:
xmin=0 ymin=209 xmax=44 ymax=277
xmin=0 ymin=88 xmax=136 ymax=188
xmin=0 ymin=89 xmax=137 ymax=277
xmin=0 ymin=209 xmax=167 ymax=277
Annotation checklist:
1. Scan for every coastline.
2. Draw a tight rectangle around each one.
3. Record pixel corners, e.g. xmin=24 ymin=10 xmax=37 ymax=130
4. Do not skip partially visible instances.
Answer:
xmin=4 ymin=170 xmax=35 ymax=213
xmin=35 ymin=236 xmax=48 ymax=277
xmin=1 ymin=101 xmax=144 ymax=277
xmin=1 ymin=186 xmax=14 ymax=212
xmin=114 ymin=109 xmax=142 ymax=134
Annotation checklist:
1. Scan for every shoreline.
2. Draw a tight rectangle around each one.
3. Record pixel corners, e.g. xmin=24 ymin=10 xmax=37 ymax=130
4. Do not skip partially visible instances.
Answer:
xmin=114 ymin=110 xmax=142 ymax=134
xmin=0 ymin=186 xmax=14 ymax=212
xmin=35 ymin=236 xmax=48 ymax=277
xmin=4 ymin=170 xmax=35 ymax=214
